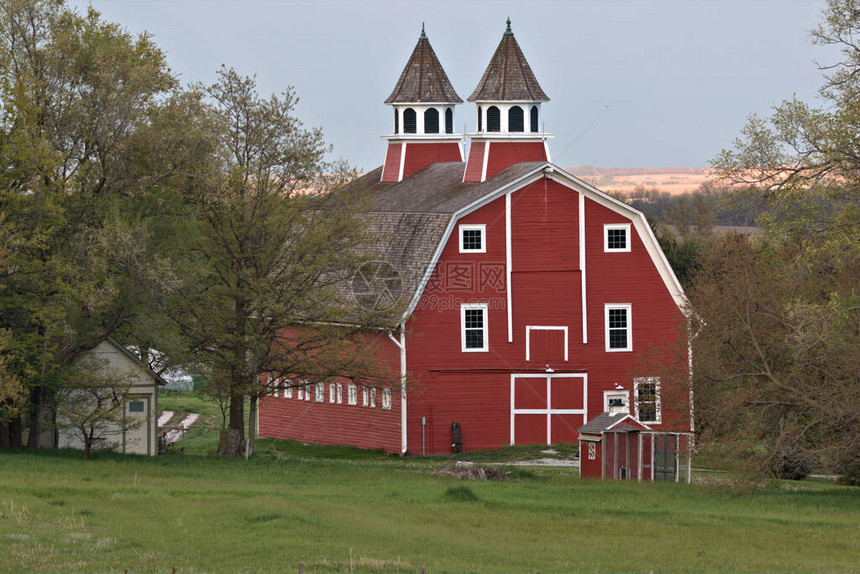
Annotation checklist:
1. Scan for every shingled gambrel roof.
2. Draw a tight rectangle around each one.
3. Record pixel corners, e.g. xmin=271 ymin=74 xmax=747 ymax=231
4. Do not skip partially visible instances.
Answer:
xmin=468 ymin=20 xmax=549 ymax=103
xmin=385 ymin=28 xmax=463 ymax=104
xmin=344 ymin=160 xmax=687 ymax=326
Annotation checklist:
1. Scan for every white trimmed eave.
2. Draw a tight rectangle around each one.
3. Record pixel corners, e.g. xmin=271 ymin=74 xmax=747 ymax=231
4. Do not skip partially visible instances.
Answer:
xmin=398 ymin=162 xmax=689 ymax=323
xmin=605 ymin=414 xmax=652 ymax=431
xmin=380 ymin=134 xmax=463 ymax=141
xmin=465 ymin=132 xmax=554 ymax=140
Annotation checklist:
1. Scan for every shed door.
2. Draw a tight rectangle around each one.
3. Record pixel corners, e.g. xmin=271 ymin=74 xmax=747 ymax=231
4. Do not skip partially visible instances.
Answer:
xmin=511 ymin=374 xmax=586 ymax=446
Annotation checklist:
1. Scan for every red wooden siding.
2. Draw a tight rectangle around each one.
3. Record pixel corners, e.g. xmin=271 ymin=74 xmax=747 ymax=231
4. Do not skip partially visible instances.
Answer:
xmin=463 ymin=141 xmax=486 ymax=182
xmin=380 ymin=142 xmax=402 ymax=182
xmin=484 ymin=142 xmax=547 ymax=179
xmin=402 ymin=142 xmax=461 ymax=178
xmin=528 ymin=329 xmax=565 ymax=363
xmin=258 ymin=330 xmax=402 ymax=453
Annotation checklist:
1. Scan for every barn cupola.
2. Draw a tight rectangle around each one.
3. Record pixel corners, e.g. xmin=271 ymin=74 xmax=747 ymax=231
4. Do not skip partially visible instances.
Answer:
xmin=463 ymin=19 xmax=551 ymax=183
xmin=381 ymin=25 xmax=464 ymax=182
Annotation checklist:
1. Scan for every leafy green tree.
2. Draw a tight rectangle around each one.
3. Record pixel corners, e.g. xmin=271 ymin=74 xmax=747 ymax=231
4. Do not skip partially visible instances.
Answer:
xmin=179 ymin=68 xmax=399 ymax=455
xmin=699 ymin=0 xmax=860 ymax=479
xmin=0 ymin=0 xmax=204 ymax=447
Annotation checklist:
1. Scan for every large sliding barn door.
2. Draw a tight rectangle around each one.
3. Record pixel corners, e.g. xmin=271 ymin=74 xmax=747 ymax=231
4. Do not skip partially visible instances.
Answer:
xmin=510 ymin=374 xmax=587 ymax=445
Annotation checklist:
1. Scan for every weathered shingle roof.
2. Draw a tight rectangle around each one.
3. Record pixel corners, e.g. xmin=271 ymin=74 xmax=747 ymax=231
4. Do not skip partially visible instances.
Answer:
xmin=468 ymin=19 xmax=549 ymax=103
xmin=385 ymin=27 xmax=462 ymax=104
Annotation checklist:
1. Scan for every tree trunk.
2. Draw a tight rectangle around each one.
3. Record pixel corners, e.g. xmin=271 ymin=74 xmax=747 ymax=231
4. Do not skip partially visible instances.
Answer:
xmin=27 ymin=386 xmax=45 ymax=448
xmin=228 ymin=391 xmax=244 ymax=442
xmin=247 ymin=395 xmax=257 ymax=456
xmin=0 ymin=422 xmax=9 ymax=449
xmin=9 ymin=415 xmax=23 ymax=448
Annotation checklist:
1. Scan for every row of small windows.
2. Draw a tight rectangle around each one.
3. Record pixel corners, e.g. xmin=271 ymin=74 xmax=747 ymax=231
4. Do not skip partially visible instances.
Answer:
xmin=603 ymin=378 xmax=662 ymax=424
xmin=394 ymin=107 xmax=454 ymax=134
xmin=269 ymin=379 xmax=392 ymax=410
xmin=458 ymin=224 xmax=633 ymax=254
xmin=478 ymin=105 xmax=540 ymax=133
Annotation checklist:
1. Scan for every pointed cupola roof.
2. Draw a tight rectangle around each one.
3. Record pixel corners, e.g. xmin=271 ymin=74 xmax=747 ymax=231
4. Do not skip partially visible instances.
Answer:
xmin=385 ymin=25 xmax=463 ymax=104
xmin=468 ymin=19 xmax=549 ymax=102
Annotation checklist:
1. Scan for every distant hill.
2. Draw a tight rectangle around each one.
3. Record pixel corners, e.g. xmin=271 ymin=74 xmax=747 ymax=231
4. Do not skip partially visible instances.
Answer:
xmin=566 ymin=166 xmax=714 ymax=195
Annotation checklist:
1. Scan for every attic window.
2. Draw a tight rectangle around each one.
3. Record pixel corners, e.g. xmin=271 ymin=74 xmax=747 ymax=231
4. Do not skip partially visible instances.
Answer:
xmin=403 ymin=108 xmax=417 ymax=133
xmin=530 ymin=106 xmax=539 ymax=132
xmin=459 ymin=224 xmax=486 ymax=253
xmin=487 ymin=106 xmax=501 ymax=132
xmin=445 ymin=108 xmax=453 ymax=134
xmin=604 ymin=224 xmax=631 ymax=252
xmin=394 ymin=109 xmax=399 ymax=134
xmin=509 ymin=106 xmax=524 ymax=132
xmin=424 ymin=108 xmax=439 ymax=134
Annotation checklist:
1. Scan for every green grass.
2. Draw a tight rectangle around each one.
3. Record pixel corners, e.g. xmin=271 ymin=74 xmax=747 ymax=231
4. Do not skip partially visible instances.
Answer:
xmin=1 ymin=446 xmax=859 ymax=573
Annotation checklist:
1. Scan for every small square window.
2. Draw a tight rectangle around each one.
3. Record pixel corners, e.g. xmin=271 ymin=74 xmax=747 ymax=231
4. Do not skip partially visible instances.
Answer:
xmin=459 ymin=224 xmax=486 ymax=253
xmin=604 ymin=224 xmax=631 ymax=252
xmin=604 ymin=390 xmax=629 ymax=414
xmin=382 ymin=388 xmax=392 ymax=410
xmin=347 ymin=384 xmax=357 ymax=406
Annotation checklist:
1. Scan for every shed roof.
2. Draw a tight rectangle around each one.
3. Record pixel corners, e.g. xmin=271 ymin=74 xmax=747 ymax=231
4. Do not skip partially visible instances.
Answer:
xmin=385 ymin=27 xmax=462 ymax=104
xmin=578 ymin=412 xmax=651 ymax=435
xmin=468 ymin=19 xmax=549 ymax=103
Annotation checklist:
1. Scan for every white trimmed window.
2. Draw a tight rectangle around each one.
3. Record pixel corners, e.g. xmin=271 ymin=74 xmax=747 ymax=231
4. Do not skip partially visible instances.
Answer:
xmin=461 ymin=303 xmax=489 ymax=352
xmin=634 ymin=377 xmax=661 ymax=424
xmin=315 ymin=382 xmax=324 ymax=402
xmin=304 ymin=383 xmax=311 ymax=401
xmin=459 ymin=224 xmax=486 ymax=253
xmin=362 ymin=386 xmax=369 ymax=407
xmin=605 ymin=304 xmax=632 ymax=352
xmin=283 ymin=378 xmax=293 ymax=399
xmin=336 ymin=383 xmax=343 ymax=404
xmin=329 ymin=383 xmax=336 ymax=403
xmin=370 ymin=387 xmax=377 ymax=408
xmin=297 ymin=383 xmax=304 ymax=401
xmin=604 ymin=390 xmax=630 ymax=414
xmin=382 ymin=388 xmax=392 ymax=410
xmin=604 ymin=223 xmax=631 ymax=252
xmin=347 ymin=384 xmax=357 ymax=406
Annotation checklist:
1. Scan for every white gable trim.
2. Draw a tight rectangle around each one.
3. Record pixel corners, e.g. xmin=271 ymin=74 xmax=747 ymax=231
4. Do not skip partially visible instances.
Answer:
xmin=400 ymin=163 xmax=688 ymax=322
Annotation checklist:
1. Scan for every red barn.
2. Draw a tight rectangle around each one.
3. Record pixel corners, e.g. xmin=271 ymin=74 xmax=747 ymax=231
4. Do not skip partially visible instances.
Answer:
xmin=259 ymin=21 xmax=694 ymax=458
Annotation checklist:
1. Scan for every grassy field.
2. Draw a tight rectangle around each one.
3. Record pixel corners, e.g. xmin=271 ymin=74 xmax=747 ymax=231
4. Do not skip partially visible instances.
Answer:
xmin=2 ymin=440 xmax=860 ymax=573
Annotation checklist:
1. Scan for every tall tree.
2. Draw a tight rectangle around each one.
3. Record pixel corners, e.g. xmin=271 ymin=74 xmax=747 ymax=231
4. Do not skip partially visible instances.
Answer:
xmin=181 ymin=68 xmax=397 ymax=455
xmin=700 ymin=0 xmax=860 ymax=479
xmin=0 ymin=0 xmax=206 ymax=447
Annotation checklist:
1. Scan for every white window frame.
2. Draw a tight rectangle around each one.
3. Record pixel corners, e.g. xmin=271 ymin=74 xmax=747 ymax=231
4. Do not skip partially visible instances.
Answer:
xmin=268 ymin=375 xmax=278 ymax=398
xmin=605 ymin=304 xmax=632 ymax=352
xmin=634 ymin=377 xmax=662 ymax=424
xmin=283 ymin=378 xmax=293 ymax=399
xmin=297 ymin=383 xmax=304 ymax=401
xmin=370 ymin=387 xmax=377 ymax=408
xmin=336 ymin=383 xmax=343 ymax=404
xmin=603 ymin=390 xmax=630 ymax=414
xmin=362 ymin=386 xmax=369 ymax=407
xmin=604 ymin=223 xmax=631 ymax=253
xmin=459 ymin=224 xmax=486 ymax=253
xmin=461 ymin=303 xmax=489 ymax=352
xmin=382 ymin=388 xmax=392 ymax=410
xmin=304 ymin=383 xmax=311 ymax=401
xmin=329 ymin=383 xmax=336 ymax=403
xmin=347 ymin=384 xmax=357 ymax=406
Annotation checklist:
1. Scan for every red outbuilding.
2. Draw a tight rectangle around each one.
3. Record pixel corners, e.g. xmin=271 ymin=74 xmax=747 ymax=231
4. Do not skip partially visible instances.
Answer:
xmin=258 ymin=21 xmax=694 ymax=461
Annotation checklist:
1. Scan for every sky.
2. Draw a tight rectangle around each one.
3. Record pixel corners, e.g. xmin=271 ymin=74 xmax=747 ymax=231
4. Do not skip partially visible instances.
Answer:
xmin=67 ymin=0 xmax=839 ymax=171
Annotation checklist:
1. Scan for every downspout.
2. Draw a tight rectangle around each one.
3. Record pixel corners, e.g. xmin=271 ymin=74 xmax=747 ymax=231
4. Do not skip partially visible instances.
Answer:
xmin=388 ymin=325 xmax=407 ymax=454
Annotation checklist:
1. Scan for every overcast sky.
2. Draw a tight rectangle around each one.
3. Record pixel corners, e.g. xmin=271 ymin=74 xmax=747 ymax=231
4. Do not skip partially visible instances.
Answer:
xmin=68 ymin=0 xmax=838 ymax=170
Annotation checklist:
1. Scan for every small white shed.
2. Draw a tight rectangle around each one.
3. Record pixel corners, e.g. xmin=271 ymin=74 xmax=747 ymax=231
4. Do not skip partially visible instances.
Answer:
xmin=57 ymin=338 xmax=166 ymax=456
